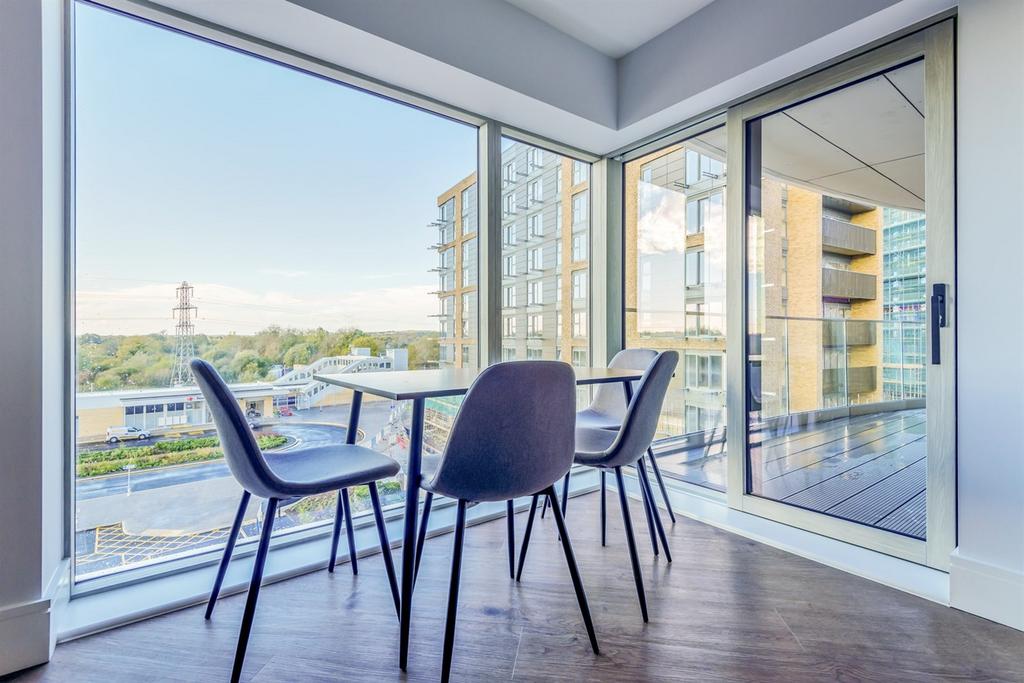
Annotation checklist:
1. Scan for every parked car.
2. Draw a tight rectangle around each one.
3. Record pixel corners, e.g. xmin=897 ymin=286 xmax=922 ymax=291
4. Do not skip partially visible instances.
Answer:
xmin=105 ymin=426 xmax=150 ymax=443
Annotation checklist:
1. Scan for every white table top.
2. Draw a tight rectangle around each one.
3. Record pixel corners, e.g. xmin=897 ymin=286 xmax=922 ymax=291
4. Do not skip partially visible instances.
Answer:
xmin=314 ymin=366 xmax=643 ymax=401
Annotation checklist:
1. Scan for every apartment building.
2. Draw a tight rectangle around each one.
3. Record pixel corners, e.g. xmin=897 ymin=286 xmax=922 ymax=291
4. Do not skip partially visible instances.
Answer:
xmin=434 ymin=141 xmax=591 ymax=370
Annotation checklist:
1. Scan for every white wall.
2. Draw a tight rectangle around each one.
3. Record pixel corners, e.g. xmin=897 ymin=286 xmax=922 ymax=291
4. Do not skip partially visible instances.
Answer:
xmin=949 ymin=0 xmax=1024 ymax=630
xmin=0 ymin=0 xmax=66 ymax=675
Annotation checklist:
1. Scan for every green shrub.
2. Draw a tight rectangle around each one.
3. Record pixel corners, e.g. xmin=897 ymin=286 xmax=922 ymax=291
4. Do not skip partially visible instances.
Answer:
xmin=76 ymin=433 xmax=286 ymax=478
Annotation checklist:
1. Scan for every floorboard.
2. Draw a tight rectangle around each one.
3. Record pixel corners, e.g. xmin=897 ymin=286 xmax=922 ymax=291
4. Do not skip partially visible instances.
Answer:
xmin=10 ymin=493 xmax=1022 ymax=682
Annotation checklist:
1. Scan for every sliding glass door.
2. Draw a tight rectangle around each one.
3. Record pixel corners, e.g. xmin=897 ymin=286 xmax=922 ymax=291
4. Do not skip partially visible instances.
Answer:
xmin=728 ymin=22 xmax=955 ymax=568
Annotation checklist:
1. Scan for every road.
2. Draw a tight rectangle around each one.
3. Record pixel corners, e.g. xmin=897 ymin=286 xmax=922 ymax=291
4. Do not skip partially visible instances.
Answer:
xmin=75 ymin=400 xmax=397 ymax=501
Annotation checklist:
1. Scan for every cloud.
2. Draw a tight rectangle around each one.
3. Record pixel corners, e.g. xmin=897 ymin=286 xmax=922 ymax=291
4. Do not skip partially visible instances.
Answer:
xmin=76 ymin=281 xmax=438 ymax=335
xmin=636 ymin=182 xmax=686 ymax=255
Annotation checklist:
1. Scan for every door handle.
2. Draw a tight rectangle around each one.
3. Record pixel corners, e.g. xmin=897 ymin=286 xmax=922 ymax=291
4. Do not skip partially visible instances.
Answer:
xmin=930 ymin=283 xmax=947 ymax=365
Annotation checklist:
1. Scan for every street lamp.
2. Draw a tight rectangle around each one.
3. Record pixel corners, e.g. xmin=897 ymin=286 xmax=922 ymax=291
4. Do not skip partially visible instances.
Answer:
xmin=122 ymin=462 xmax=136 ymax=496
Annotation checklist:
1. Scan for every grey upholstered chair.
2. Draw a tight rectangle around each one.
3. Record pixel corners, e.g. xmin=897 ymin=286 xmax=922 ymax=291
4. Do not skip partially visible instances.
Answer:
xmin=544 ymin=347 xmax=676 ymax=552
xmin=190 ymin=359 xmax=402 ymax=683
xmin=518 ymin=350 xmax=679 ymax=622
xmin=417 ymin=361 xmax=599 ymax=683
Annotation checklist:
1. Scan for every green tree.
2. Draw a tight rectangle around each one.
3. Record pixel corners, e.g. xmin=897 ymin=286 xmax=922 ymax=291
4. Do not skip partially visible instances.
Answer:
xmin=283 ymin=342 xmax=316 ymax=366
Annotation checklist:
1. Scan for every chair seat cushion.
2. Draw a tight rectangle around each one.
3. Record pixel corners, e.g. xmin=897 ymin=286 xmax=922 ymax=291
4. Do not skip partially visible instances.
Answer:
xmin=573 ymin=426 xmax=619 ymax=467
xmin=575 ymin=408 xmax=622 ymax=431
xmin=263 ymin=445 xmax=400 ymax=497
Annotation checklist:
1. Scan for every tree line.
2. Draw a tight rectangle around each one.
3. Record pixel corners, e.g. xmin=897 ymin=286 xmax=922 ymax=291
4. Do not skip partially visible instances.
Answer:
xmin=77 ymin=326 xmax=439 ymax=391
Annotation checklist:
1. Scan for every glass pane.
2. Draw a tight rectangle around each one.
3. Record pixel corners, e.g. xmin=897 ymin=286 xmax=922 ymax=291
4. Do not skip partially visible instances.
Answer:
xmin=745 ymin=60 xmax=927 ymax=538
xmin=623 ymin=127 xmax=728 ymax=491
xmin=73 ymin=3 xmax=478 ymax=582
xmin=498 ymin=138 xmax=590 ymax=396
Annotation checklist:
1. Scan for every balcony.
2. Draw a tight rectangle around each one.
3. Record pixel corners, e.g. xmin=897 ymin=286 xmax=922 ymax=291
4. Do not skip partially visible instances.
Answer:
xmin=821 ymin=216 xmax=877 ymax=255
xmin=823 ymin=366 xmax=878 ymax=395
xmin=821 ymin=267 xmax=876 ymax=300
xmin=822 ymin=319 xmax=877 ymax=347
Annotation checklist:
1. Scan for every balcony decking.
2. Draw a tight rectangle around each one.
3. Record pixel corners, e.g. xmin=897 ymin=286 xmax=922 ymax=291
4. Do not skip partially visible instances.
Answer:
xmin=659 ymin=408 xmax=927 ymax=539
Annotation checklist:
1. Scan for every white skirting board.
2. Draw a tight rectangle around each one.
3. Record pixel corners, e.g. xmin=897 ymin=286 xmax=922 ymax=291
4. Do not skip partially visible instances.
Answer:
xmin=0 ymin=559 xmax=67 ymax=676
xmin=949 ymin=549 xmax=1024 ymax=631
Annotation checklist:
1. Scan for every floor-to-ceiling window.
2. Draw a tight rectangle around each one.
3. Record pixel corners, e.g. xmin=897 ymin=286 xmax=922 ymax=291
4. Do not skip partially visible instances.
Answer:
xmin=72 ymin=2 xmax=478 ymax=583
xmin=623 ymin=127 xmax=728 ymax=491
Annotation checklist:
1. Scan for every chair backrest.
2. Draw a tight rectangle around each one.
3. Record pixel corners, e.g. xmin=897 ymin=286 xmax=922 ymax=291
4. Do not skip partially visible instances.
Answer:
xmin=427 ymin=360 xmax=576 ymax=503
xmin=190 ymin=358 xmax=281 ymax=499
xmin=600 ymin=350 xmax=679 ymax=469
xmin=586 ymin=348 xmax=659 ymax=421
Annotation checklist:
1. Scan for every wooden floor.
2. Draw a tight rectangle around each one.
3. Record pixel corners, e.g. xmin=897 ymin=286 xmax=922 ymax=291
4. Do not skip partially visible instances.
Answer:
xmin=13 ymin=492 xmax=1024 ymax=682
xmin=665 ymin=410 xmax=928 ymax=538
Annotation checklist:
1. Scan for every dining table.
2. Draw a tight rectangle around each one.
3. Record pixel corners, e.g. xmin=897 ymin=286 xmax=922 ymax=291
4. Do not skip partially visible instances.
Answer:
xmin=313 ymin=365 xmax=644 ymax=670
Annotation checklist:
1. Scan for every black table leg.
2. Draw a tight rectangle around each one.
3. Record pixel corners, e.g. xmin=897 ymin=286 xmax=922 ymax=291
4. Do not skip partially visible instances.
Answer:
xmin=400 ymin=397 xmax=425 ymax=671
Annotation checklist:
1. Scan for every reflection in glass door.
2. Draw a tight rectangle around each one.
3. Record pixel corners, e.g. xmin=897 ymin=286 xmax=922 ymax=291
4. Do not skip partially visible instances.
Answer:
xmin=623 ymin=127 xmax=729 ymax=491
xmin=745 ymin=60 xmax=937 ymax=539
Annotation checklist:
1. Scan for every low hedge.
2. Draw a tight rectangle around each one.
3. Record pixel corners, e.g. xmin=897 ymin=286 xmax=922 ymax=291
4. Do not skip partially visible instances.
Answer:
xmin=76 ymin=434 xmax=287 ymax=478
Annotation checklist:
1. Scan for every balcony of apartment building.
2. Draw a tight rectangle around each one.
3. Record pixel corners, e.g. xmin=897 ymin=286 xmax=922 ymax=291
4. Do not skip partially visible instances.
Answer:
xmin=821 ymin=266 xmax=877 ymax=299
xmin=822 ymin=216 xmax=878 ymax=256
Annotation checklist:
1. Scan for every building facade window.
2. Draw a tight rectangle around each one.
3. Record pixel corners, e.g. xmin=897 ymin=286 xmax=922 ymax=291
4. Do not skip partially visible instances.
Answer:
xmin=572 ymin=191 xmax=588 ymax=225
xmin=572 ymin=270 xmax=587 ymax=300
xmin=461 ymin=238 xmax=477 ymax=286
xmin=503 ymin=285 xmax=517 ymax=308
xmin=528 ymin=179 xmax=543 ymax=205
xmin=527 ymin=147 xmax=543 ymax=170
xmin=528 ymin=213 xmax=544 ymax=238
xmin=527 ymin=280 xmax=543 ymax=306
xmin=572 ymin=233 xmax=587 ymax=262
xmin=685 ymin=249 xmax=705 ymax=287
xmin=572 ymin=159 xmax=588 ymax=185
xmin=528 ymin=246 xmax=544 ymax=271
xmin=572 ymin=311 xmax=587 ymax=338
xmin=528 ymin=314 xmax=543 ymax=337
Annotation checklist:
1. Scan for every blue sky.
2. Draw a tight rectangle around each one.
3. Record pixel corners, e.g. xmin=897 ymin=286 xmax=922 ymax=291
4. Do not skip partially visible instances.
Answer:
xmin=75 ymin=2 xmax=477 ymax=335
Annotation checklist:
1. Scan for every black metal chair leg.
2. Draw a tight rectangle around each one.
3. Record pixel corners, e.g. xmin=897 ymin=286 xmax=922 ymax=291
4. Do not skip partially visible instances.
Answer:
xmin=230 ymin=497 xmax=278 ymax=683
xmin=638 ymin=460 xmax=672 ymax=562
xmin=614 ymin=467 xmax=648 ymax=622
xmin=541 ymin=494 xmax=549 ymax=518
xmin=635 ymin=463 xmax=660 ymax=557
xmin=414 ymin=491 xmax=433 ymax=586
xmin=369 ymin=483 xmax=401 ymax=618
xmin=506 ymin=500 xmax=516 ymax=579
xmin=515 ymin=494 xmax=539 ymax=581
xmin=560 ymin=471 xmax=570 ymax=516
xmin=544 ymin=485 xmax=600 ymax=655
xmin=328 ymin=490 xmax=344 ymax=574
xmin=441 ymin=500 xmax=468 ymax=683
xmin=342 ymin=488 xmax=358 ymax=575
xmin=600 ymin=470 xmax=607 ymax=547
xmin=206 ymin=490 xmax=251 ymax=620
xmin=647 ymin=447 xmax=676 ymax=523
